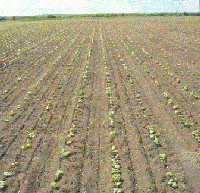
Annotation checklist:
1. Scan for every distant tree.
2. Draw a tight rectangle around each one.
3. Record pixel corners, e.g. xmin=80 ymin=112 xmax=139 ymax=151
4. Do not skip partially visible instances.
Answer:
xmin=12 ymin=16 xmax=16 ymax=20
xmin=0 ymin=17 xmax=6 ymax=21
xmin=121 ymin=13 xmax=124 ymax=16
xmin=46 ymin=14 xmax=56 ymax=18
xmin=183 ymin=12 xmax=188 ymax=16
xmin=158 ymin=13 xmax=164 ymax=16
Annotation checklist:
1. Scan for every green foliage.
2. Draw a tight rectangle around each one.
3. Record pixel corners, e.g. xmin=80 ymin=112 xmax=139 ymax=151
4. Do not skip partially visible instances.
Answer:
xmin=46 ymin=14 xmax=56 ymax=18
xmin=11 ymin=16 xmax=16 ymax=20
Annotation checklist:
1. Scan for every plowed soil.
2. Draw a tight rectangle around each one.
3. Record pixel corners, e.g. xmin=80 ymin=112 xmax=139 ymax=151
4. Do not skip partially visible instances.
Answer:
xmin=0 ymin=17 xmax=199 ymax=193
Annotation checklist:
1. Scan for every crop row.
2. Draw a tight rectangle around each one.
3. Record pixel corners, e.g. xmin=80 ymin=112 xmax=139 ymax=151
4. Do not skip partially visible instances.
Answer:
xmin=105 ymin=31 xmax=179 ymax=189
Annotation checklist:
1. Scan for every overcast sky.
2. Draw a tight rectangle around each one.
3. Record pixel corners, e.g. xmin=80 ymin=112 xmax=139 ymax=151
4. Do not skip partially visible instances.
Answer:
xmin=0 ymin=0 xmax=199 ymax=16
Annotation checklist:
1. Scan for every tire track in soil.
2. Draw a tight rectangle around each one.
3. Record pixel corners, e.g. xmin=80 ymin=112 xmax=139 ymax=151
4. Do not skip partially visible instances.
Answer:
xmin=0 ymin=34 xmax=92 ymax=192
xmin=102 ymin=28 xmax=158 ymax=193
xmin=107 ymin=28 xmax=199 ymax=192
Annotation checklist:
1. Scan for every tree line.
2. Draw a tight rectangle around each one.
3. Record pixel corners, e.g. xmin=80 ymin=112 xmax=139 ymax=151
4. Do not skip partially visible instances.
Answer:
xmin=0 ymin=12 xmax=199 ymax=21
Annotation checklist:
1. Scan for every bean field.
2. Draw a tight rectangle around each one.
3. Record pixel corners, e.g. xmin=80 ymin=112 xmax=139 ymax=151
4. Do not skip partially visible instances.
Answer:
xmin=0 ymin=17 xmax=199 ymax=192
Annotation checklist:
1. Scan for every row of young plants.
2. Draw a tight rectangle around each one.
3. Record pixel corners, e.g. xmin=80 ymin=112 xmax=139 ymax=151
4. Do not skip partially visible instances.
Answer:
xmin=100 ymin=32 xmax=122 ymax=193
xmin=1 ymin=31 xmax=81 ymax=99
xmin=2 ymin=34 xmax=82 ymax=124
xmin=0 ymin=34 xmax=92 ymax=191
xmin=139 ymin=45 xmax=199 ymax=101
xmin=110 ymin=30 xmax=199 ymax=143
xmin=51 ymin=32 xmax=95 ymax=190
xmin=0 ymin=22 xmax=71 ymax=63
xmin=105 ymin=31 xmax=178 ymax=189
xmin=119 ymin=30 xmax=200 ymax=102
xmin=0 ymin=91 xmax=57 ymax=191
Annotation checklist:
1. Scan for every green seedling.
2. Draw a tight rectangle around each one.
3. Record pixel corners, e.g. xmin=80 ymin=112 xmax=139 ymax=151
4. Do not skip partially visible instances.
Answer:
xmin=109 ymin=131 xmax=116 ymax=138
xmin=113 ymin=188 xmax=122 ymax=193
xmin=28 ymin=132 xmax=36 ymax=139
xmin=168 ymin=99 xmax=173 ymax=104
xmin=172 ymin=105 xmax=179 ymax=110
xmin=190 ymin=91 xmax=195 ymax=96
xmin=112 ymin=168 xmax=120 ymax=174
xmin=110 ymin=119 xmax=114 ymax=126
xmin=106 ymin=78 xmax=111 ymax=83
xmin=163 ymin=92 xmax=169 ymax=98
xmin=16 ymin=105 xmax=21 ymax=109
xmin=183 ymin=86 xmax=188 ymax=91
xmin=112 ymin=173 xmax=121 ymax=182
xmin=175 ymin=109 xmax=181 ymax=115
xmin=51 ymin=182 xmax=60 ymax=188
xmin=136 ymin=94 xmax=140 ymax=98
xmin=2 ymin=90 xmax=8 ymax=95
xmin=114 ymin=182 xmax=122 ymax=187
xmin=150 ymin=134 xmax=156 ymax=139
xmin=166 ymin=172 xmax=173 ymax=177
xmin=0 ymin=181 xmax=6 ymax=190
xmin=4 ymin=172 xmax=12 ymax=177
xmin=192 ymin=130 xmax=198 ymax=137
xmin=140 ymin=106 xmax=145 ymax=111
xmin=66 ymin=140 xmax=72 ymax=145
xmin=22 ymin=140 xmax=31 ymax=150
xmin=168 ymin=177 xmax=178 ymax=188
xmin=106 ymin=87 xmax=112 ymax=95
xmin=112 ymin=145 xmax=116 ymax=151
xmin=155 ymin=80 xmax=160 ymax=87
xmin=68 ymin=132 xmax=74 ymax=137
xmin=184 ymin=120 xmax=191 ymax=127
xmin=46 ymin=106 xmax=51 ymax=111
xmin=150 ymin=74 xmax=154 ymax=79
xmin=159 ymin=153 xmax=166 ymax=162
xmin=55 ymin=170 xmax=64 ymax=182
xmin=129 ymin=78 xmax=133 ymax=84
xmin=108 ymin=97 xmax=114 ymax=105
xmin=11 ymin=162 xmax=18 ymax=166
xmin=143 ymin=114 xmax=148 ymax=118
xmin=10 ymin=111 xmax=15 ymax=116
xmin=153 ymin=137 xmax=160 ymax=145
xmin=149 ymin=128 xmax=156 ymax=134
xmin=60 ymin=148 xmax=70 ymax=158
xmin=69 ymin=127 xmax=75 ymax=133
xmin=109 ymin=111 xmax=114 ymax=119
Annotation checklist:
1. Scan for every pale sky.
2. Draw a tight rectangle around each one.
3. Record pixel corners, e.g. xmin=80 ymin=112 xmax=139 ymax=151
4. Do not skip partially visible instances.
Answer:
xmin=0 ymin=0 xmax=199 ymax=16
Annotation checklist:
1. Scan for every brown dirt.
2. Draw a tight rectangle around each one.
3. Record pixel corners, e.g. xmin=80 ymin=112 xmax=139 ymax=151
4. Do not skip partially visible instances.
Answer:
xmin=0 ymin=17 xmax=199 ymax=193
